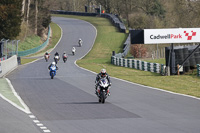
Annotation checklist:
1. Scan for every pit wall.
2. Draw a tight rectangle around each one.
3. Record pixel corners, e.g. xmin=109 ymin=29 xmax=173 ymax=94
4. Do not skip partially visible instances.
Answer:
xmin=0 ymin=55 xmax=18 ymax=77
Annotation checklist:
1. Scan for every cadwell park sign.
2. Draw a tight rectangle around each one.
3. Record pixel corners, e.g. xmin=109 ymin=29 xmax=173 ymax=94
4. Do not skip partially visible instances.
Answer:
xmin=130 ymin=28 xmax=200 ymax=75
xmin=144 ymin=28 xmax=200 ymax=44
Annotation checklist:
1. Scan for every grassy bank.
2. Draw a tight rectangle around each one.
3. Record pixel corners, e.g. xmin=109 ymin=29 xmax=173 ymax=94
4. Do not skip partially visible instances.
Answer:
xmin=54 ymin=14 xmax=200 ymax=97
xmin=21 ymin=22 xmax=61 ymax=65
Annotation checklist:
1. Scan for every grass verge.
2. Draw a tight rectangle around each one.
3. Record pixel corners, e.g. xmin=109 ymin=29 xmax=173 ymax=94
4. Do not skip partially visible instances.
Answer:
xmin=0 ymin=78 xmax=23 ymax=109
xmin=52 ymin=14 xmax=200 ymax=98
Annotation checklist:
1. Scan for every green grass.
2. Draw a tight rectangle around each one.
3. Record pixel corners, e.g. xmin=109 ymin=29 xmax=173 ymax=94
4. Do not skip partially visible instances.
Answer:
xmin=21 ymin=58 xmax=36 ymax=65
xmin=52 ymin=14 xmax=200 ymax=98
xmin=18 ymin=35 xmax=42 ymax=51
xmin=21 ymin=22 xmax=61 ymax=64
xmin=0 ymin=78 xmax=23 ymax=109
xmin=142 ymin=58 xmax=165 ymax=64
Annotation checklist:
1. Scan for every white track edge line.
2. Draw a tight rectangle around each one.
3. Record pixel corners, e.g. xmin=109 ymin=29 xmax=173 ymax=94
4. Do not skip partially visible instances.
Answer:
xmin=4 ymin=78 xmax=31 ymax=113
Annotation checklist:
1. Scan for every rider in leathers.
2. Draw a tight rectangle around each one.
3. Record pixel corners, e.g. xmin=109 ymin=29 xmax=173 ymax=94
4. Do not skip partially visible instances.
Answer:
xmin=95 ymin=69 xmax=111 ymax=96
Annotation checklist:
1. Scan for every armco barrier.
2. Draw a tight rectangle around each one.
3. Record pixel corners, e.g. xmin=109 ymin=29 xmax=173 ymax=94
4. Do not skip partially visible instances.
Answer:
xmin=100 ymin=13 xmax=126 ymax=33
xmin=111 ymin=56 xmax=165 ymax=74
xmin=0 ymin=55 xmax=18 ymax=77
xmin=18 ymin=26 xmax=51 ymax=57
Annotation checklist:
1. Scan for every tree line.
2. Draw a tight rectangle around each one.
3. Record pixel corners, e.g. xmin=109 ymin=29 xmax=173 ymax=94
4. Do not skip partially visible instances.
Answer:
xmin=0 ymin=0 xmax=51 ymax=40
xmin=48 ymin=0 xmax=200 ymax=29
xmin=1 ymin=0 xmax=199 ymax=40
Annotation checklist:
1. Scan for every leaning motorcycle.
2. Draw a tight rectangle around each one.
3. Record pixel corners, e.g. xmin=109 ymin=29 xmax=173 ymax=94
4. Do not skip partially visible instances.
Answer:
xmin=96 ymin=78 xmax=110 ymax=103
xmin=44 ymin=54 xmax=50 ymax=62
xmin=49 ymin=66 xmax=57 ymax=79
xmin=78 ymin=40 xmax=82 ymax=47
xmin=72 ymin=48 xmax=76 ymax=55
xmin=54 ymin=55 xmax=59 ymax=64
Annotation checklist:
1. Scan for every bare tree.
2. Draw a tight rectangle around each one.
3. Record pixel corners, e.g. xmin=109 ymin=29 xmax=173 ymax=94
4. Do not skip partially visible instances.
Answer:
xmin=35 ymin=0 xmax=38 ymax=35
xmin=24 ymin=0 xmax=31 ymax=40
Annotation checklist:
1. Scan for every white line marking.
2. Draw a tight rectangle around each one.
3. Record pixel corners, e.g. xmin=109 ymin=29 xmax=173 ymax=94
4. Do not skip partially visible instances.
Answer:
xmin=33 ymin=120 xmax=40 ymax=123
xmin=37 ymin=123 xmax=44 ymax=126
xmin=29 ymin=115 xmax=36 ymax=119
xmin=40 ymin=127 xmax=47 ymax=129
xmin=43 ymin=129 xmax=51 ymax=132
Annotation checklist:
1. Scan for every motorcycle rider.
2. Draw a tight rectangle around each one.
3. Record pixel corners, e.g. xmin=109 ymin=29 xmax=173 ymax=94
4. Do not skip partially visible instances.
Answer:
xmin=44 ymin=51 xmax=50 ymax=61
xmin=72 ymin=47 xmax=76 ymax=55
xmin=62 ymin=51 xmax=67 ymax=62
xmin=54 ymin=52 xmax=60 ymax=62
xmin=95 ymin=69 xmax=111 ymax=96
xmin=78 ymin=38 xmax=83 ymax=46
xmin=48 ymin=62 xmax=58 ymax=70
xmin=54 ymin=52 xmax=59 ymax=57
xmin=63 ymin=51 xmax=67 ymax=58
xmin=45 ymin=51 xmax=50 ymax=56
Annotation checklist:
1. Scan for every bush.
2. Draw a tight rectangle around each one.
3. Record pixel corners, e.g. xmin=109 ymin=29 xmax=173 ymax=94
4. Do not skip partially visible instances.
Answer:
xmin=130 ymin=44 xmax=147 ymax=58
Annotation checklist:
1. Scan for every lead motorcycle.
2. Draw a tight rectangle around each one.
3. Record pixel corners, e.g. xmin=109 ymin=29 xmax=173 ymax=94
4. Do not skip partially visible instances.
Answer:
xmin=49 ymin=65 xmax=57 ymax=79
xmin=96 ymin=78 xmax=110 ymax=103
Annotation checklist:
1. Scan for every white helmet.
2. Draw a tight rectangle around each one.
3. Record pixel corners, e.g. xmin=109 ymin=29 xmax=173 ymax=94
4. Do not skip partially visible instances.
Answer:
xmin=101 ymin=69 xmax=106 ymax=77
xmin=52 ymin=62 xmax=56 ymax=66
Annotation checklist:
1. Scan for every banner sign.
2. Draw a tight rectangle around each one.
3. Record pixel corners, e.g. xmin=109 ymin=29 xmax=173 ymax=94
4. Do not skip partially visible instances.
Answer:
xmin=144 ymin=28 xmax=200 ymax=44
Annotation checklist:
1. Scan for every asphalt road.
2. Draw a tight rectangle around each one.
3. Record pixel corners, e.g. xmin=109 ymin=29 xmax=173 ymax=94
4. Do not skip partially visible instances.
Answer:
xmin=6 ymin=17 xmax=200 ymax=133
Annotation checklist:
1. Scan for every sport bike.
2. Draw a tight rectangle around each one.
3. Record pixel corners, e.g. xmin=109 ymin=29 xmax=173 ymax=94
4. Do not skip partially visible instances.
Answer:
xmin=63 ymin=55 xmax=67 ymax=63
xmin=54 ymin=55 xmax=59 ymax=64
xmin=96 ymin=78 xmax=110 ymax=103
xmin=49 ymin=66 xmax=57 ymax=79
xmin=44 ymin=54 xmax=50 ymax=62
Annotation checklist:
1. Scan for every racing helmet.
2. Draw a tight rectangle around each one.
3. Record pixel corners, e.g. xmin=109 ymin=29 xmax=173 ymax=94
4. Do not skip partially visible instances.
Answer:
xmin=52 ymin=62 xmax=56 ymax=66
xmin=101 ymin=69 xmax=106 ymax=77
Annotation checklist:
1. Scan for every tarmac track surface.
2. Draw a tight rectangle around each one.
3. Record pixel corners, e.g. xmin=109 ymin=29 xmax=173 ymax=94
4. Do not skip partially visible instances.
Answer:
xmin=6 ymin=17 xmax=200 ymax=133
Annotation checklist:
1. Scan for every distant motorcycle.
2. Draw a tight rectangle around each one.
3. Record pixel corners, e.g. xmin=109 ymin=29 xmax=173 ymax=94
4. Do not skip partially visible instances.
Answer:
xmin=72 ymin=47 xmax=76 ymax=55
xmin=96 ymin=78 xmax=110 ymax=103
xmin=44 ymin=54 xmax=50 ymax=62
xmin=49 ymin=65 xmax=57 ymax=79
xmin=54 ymin=55 xmax=60 ymax=64
xmin=63 ymin=54 xmax=68 ymax=63
xmin=78 ymin=39 xmax=82 ymax=47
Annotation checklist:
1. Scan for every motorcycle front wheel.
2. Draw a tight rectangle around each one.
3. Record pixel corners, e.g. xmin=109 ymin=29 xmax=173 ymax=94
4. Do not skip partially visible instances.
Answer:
xmin=51 ymin=72 xmax=54 ymax=79
xmin=101 ymin=91 xmax=105 ymax=103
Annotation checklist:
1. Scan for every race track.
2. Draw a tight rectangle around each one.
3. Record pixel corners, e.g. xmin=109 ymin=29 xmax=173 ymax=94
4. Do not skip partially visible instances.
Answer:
xmin=6 ymin=17 xmax=200 ymax=133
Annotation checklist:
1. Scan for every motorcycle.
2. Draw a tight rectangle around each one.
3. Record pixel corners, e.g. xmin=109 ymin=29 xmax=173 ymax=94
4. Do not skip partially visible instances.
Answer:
xmin=96 ymin=78 xmax=110 ymax=103
xmin=44 ymin=54 xmax=50 ymax=62
xmin=54 ymin=55 xmax=60 ymax=64
xmin=49 ymin=66 xmax=57 ymax=79
xmin=78 ymin=40 xmax=82 ymax=47
xmin=63 ymin=54 xmax=68 ymax=63
xmin=72 ymin=48 xmax=76 ymax=55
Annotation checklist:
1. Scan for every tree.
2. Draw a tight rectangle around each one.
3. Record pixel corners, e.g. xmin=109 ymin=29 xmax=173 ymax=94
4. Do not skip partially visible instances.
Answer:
xmin=0 ymin=0 xmax=23 ymax=39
